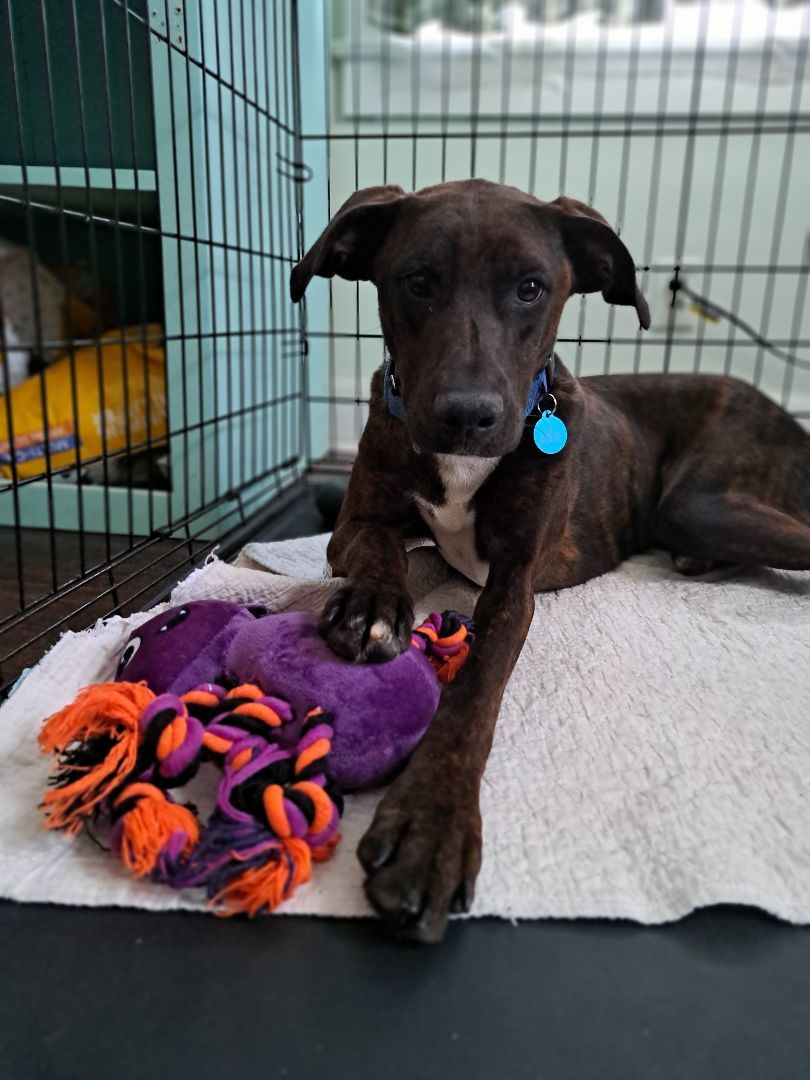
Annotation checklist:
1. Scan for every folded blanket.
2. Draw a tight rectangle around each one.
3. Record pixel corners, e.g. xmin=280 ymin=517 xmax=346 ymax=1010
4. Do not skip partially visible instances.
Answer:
xmin=1 ymin=535 xmax=809 ymax=923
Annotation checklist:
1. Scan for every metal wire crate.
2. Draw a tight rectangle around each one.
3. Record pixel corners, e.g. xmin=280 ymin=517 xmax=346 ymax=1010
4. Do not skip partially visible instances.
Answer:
xmin=304 ymin=0 xmax=810 ymax=459
xmin=1 ymin=0 xmax=808 ymax=694
xmin=0 ymin=0 xmax=308 ymax=691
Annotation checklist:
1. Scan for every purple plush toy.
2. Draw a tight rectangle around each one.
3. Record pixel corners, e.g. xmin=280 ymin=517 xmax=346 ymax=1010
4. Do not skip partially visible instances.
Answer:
xmin=117 ymin=599 xmax=473 ymax=791
xmin=39 ymin=599 xmax=473 ymax=916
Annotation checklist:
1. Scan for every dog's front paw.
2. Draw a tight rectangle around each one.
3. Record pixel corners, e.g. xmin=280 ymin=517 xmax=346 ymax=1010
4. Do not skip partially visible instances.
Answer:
xmin=358 ymin=763 xmax=482 ymax=944
xmin=319 ymin=584 xmax=413 ymax=663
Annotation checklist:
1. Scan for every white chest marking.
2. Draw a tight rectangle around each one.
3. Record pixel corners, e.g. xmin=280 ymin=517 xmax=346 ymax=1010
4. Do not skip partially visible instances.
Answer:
xmin=413 ymin=454 xmax=500 ymax=587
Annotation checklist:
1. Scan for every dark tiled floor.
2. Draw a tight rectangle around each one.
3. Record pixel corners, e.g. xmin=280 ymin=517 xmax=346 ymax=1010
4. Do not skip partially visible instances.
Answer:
xmin=0 ymin=527 xmax=207 ymax=689
xmin=0 ymin=480 xmax=342 ymax=691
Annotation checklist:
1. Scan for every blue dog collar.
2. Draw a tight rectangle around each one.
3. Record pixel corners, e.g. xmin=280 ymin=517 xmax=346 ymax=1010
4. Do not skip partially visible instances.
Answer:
xmin=524 ymin=359 xmax=556 ymax=417
xmin=384 ymin=349 xmax=407 ymax=422
xmin=384 ymin=348 xmax=556 ymax=424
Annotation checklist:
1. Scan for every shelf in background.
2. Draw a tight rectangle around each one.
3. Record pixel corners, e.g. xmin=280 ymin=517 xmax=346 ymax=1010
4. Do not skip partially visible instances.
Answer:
xmin=0 ymin=480 xmax=169 ymax=535
xmin=0 ymin=164 xmax=159 ymax=227
xmin=0 ymin=165 xmax=156 ymax=191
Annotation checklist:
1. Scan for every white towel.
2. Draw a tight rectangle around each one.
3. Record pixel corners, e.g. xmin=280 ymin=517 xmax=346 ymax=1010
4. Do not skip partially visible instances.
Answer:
xmin=1 ymin=535 xmax=809 ymax=923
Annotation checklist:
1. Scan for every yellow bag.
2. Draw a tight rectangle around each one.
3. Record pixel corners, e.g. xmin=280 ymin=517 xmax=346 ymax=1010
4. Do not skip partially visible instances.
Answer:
xmin=0 ymin=326 xmax=166 ymax=480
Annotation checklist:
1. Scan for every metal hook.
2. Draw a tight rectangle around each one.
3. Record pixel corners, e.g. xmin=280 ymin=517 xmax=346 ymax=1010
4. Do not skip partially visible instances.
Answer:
xmin=275 ymin=154 xmax=313 ymax=183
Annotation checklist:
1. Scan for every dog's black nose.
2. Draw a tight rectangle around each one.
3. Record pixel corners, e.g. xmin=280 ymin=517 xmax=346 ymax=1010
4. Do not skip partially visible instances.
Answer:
xmin=433 ymin=390 xmax=504 ymax=435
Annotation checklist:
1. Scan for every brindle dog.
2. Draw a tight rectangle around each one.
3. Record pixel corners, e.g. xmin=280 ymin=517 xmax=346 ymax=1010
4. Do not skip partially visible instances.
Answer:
xmin=291 ymin=179 xmax=810 ymax=943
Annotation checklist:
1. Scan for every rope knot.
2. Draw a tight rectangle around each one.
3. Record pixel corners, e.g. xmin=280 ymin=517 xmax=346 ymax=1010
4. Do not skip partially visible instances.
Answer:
xmin=412 ymin=610 xmax=476 ymax=683
xmin=140 ymin=694 xmax=205 ymax=783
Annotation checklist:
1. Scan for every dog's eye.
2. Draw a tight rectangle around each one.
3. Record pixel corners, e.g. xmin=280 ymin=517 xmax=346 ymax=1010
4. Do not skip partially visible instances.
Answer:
xmin=405 ymin=272 xmax=431 ymax=299
xmin=517 ymin=279 xmax=543 ymax=304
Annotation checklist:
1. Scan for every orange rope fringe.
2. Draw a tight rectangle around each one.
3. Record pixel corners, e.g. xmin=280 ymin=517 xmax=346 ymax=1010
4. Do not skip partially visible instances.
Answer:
xmin=39 ymin=681 xmax=155 ymax=835
xmin=115 ymin=783 xmax=200 ymax=877
xmin=213 ymin=837 xmax=313 ymax=917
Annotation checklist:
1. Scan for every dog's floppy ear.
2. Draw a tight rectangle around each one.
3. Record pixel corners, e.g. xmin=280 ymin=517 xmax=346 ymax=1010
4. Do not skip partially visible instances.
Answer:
xmin=290 ymin=185 xmax=407 ymax=302
xmin=547 ymin=196 xmax=650 ymax=330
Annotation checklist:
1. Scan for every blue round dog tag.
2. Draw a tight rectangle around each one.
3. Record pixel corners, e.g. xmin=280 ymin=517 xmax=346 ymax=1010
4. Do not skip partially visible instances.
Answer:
xmin=533 ymin=410 xmax=568 ymax=455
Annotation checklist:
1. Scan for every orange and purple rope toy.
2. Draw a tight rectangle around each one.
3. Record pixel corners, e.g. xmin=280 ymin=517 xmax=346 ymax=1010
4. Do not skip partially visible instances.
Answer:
xmin=38 ymin=610 xmax=474 ymax=915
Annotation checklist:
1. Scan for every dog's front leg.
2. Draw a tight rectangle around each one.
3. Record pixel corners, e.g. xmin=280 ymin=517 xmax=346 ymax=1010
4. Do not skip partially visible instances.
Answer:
xmin=320 ymin=517 xmax=415 ymax=663
xmin=359 ymin=560 xmax=536 ymax=943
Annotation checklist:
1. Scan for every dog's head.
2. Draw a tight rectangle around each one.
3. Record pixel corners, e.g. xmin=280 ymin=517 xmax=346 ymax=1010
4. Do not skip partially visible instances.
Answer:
xmin=291 ymin=180 xmax=649 ymax=457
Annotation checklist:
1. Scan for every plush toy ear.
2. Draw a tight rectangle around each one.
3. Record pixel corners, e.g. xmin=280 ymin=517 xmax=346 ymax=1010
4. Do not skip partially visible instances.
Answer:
xmin=546 ymin=196 xmax=650 ymax=330
xmin=290 ymin=184 xmax=408 ymax=302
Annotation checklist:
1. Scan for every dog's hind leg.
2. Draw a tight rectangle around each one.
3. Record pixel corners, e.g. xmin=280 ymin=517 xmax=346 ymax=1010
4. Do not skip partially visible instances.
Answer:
xmin=671 ymin=553 xmax=735 ymax=576
xmin=655 ymin=490 xmax=810 ymax=571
